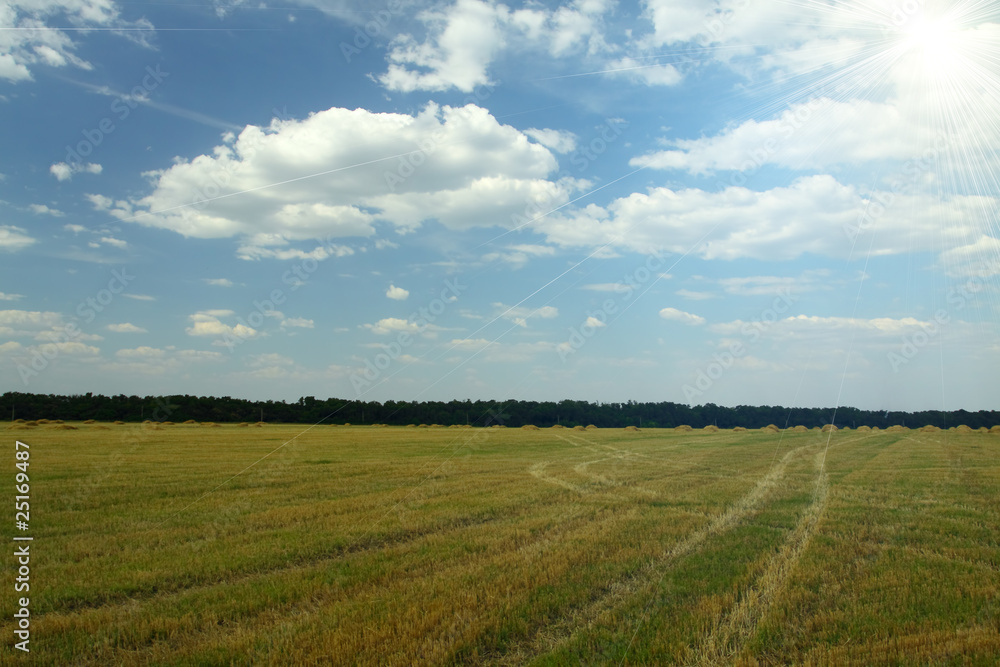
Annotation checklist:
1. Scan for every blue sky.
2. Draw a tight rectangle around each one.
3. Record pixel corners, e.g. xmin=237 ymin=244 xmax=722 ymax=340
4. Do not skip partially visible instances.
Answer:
xmin=1 ymin=0 xmax=999 ymax=411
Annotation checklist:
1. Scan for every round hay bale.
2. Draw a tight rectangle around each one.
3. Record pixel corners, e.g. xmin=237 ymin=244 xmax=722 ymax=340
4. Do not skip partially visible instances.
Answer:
xmin=430 ymin=424 xmax=444 ymax=428
xmin=237 ymin=422 xmax=249 ymax=427
xmin=449 ymin=424 xmax=461 ymax=428
xmin=254 ymin=422 xmax=265 ymax=427
xmin=791 ymin=425 xmax=808 ymax=432
xmin=83 ymin=419 xmax=96 ymax=424
xmin=551 ymin=424 xmax=565 ymax=429
xmin=343 ymin=423 xmax=351 ymax=426
xmin=886 ymin=425 xmax=907 ymax=432
xmin=573 ymin=425 xmax=586 ymax=431
xmin=733 ymin=426 xmax=748 ymax=432
xmin=821 ymin=424 xmax=838 ymax=433
xmin=162 ymin=421 xmax=175 ymax=426
xmin=52 ymin=419 xmax=64 ymax=424
xmin=522 ymin=425 xmax=540 ymax=430
xmin=675 ymin=425 xmax=694 ymax=432
xmin=586 ymin=424 xmax=598 ymax=430
xmin=703 ymin=425 xmax=719 ymax=433
xmin=761 ymin=424 xmax=780 ymax=433
xmin=918 ymin=425 xmax=940 ymax=433
xmin=857 ymin=425 xmax=872 ymax=432
xmin=417 ymin=424 xmax=428 ymax=428
xmin=625 ymin=425 xmax=641 ymax=432
xmin=36 ymin=419 xmax=51 ymax=425
xmin=954 ymin=425 xmax=974 ymax=433
xmin=114 ymin=420 xmax=125 ymax=425
xmin=991 ymin=426 xmax=1000 ymax=434
xmin=183 ymin=419 xmax=198 ymax=424
xmin=13 ymin=419 xmax=24 ymax=424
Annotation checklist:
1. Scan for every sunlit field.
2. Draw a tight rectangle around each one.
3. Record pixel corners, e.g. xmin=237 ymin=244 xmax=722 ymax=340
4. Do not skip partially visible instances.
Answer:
xmin=2 ymin=422 xmax=999 ymax=665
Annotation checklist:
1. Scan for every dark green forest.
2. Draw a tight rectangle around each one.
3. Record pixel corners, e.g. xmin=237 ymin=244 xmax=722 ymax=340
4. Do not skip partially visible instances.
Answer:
xmin=1 ymin=392 xmax=997 ymax=429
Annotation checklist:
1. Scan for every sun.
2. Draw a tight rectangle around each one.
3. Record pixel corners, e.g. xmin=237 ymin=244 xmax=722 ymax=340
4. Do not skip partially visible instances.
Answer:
xmin=899 ymin=14 xmax=963 ymax=74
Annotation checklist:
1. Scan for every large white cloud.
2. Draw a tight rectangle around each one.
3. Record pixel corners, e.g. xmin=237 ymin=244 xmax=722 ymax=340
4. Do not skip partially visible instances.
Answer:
xmin=102 ymin=103 xmax=571 ymax=256
xmin=536 ymin=175 xmax=996 ymax=261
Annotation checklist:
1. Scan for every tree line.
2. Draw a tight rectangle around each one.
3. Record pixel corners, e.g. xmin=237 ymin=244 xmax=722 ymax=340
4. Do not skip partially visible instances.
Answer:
xmin=1 ymin=392 xmax=997 ymax=429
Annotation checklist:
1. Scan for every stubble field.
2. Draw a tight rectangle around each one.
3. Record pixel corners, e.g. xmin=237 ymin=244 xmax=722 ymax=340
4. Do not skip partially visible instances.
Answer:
xmin=1 ymin=421 xmax=999 ymax=665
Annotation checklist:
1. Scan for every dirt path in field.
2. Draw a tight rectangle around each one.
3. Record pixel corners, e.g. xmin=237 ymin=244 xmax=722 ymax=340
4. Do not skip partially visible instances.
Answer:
xmin=493 ymin=440 xmax=820 ymax=666
xmin=681 ymin=448 xmax=830 ymax=666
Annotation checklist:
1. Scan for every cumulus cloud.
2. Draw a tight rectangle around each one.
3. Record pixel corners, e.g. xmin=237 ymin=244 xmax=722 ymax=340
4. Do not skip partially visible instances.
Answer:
xmin=536 ymin=175 xmax=997 ymax=261
xmin=50 ymin=161 xmax=102 ymax=181
xmin=105 ymin=103 xmax=567 ymax=258
xmin=280 ymin=317 xmax=314 ymax=329
xmin=185 ymin=311 xmax=257 ymax=342
xmin=0 ymin=1 xmax=153 ymax=82
xmin=29 ymin=204 xmax=64 ymax=217
xmin=525 ymin=128 xmax=578 ymax=154
xmin=659 ymin=307 xmax=706 ymax=325
xmin=362 ymin=317 xmax=423 ymax=335
xmin=107 ymin=322 xmax=147 ymax=333
xmin=203 ymin=278 xmax=235 ymax=287
xmin=0 ymin=226 xmax=35 ymax=252
xmin=386 ymin=284 xmax=409 ymax=301
xmin=494 ymin=302 xmax=558 ymax=328
xmin=379 ymin=0 xmax=615 ymax=93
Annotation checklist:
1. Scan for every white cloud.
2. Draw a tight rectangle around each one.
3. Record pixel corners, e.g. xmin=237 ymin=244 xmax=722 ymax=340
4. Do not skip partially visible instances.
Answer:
xmin=107 ymin=322 xmax=147 ymax=333
xmin=64 ymin=224 xmax=88 ymax=234
xmin=185 ymin=311 xmax=257 ymax=341
xmin=380 ymin=0 xmax=507 ymax=93
xmin=0 ymin=1 xmax=154 ymax=82
xmin=112 ymin=103 xmax=565 ymax=257
xmin=718 ymin=272 xmax=828 ymax=297
xmin=281 ymin=317 xmax=314 ymax=329
xmin=537 ymin=175 xmax=997 ymax=261
xmin=659 ymin=307 xmax=706 ymax=325
xmin=123 ymin=294 xmax=156 ymax=301
xmin=0 ymin=310 xmax=63 ymax=337
xmin=98 ymin=236 xmax=128 ymax=249
xmin=676 ymin=289 xmax=716 ymax=300
xmin=583 ymin=315 xmax=607 ymax=329
xmin=85 ymin=193 xmax=113 ymax=210
xmin=0 ymin=292 xmax=23 ymax=301
xmin=362 ymin=317 xmax=423 ymax=335
xmin=0 ymin=225 xmax=35 ymax=252
xmin=50 ymin=161 xmax=102 ymax=181
xmin=483 ymin=243 xmax=557 ymax=268
xmin=116 ymin=346 xmax=165 ymax=359
xmin=938 ymin=236 xmax=1000 ymax=278
xmin=525 ymin=128 xmax=578 ymax=154
xmin=29 ymin=204 xmax=64 ymax=217
xmin=494 ymin=302 xmax=558 ymax=328
xmin=203 ymin=278 xmax=235 ymax=287
xmin=379 ymin=0 xmax=615 ymax=93
xmin=605 ymin=56 xmax=683 ymax=86
xmin=386 ymin=284 xmax=410 ymax=301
